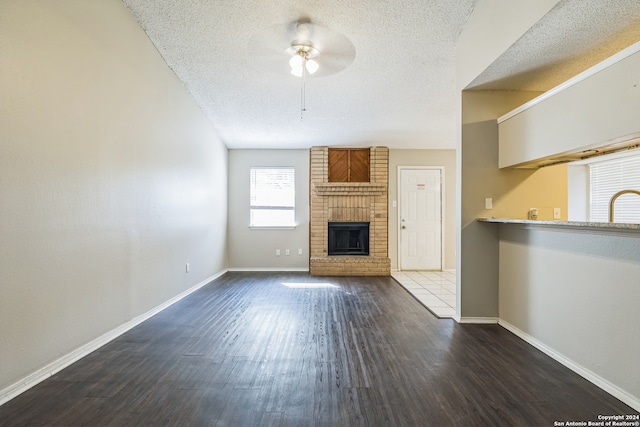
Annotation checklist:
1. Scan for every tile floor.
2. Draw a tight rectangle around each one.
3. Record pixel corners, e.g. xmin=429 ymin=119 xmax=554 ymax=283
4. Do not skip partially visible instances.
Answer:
xmin=391 ymin=270 xmax=457 ymax=318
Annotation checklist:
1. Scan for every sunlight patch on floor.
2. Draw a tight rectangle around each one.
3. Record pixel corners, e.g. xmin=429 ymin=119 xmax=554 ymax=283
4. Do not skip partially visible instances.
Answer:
xmin=281 ymin=282 xmax=340 ymax=289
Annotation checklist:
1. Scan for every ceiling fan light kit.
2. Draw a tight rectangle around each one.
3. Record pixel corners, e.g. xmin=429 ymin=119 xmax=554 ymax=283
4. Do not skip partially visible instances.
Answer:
xmin=288 ymin=40 xmax=320 ymax=77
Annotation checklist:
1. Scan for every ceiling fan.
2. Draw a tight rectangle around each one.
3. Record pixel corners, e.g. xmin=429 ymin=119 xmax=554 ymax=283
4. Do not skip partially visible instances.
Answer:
xmin=248 ymin=18 xmax=356 ymax=79
xmin=248 ymin=18 xmax=356 ymax=118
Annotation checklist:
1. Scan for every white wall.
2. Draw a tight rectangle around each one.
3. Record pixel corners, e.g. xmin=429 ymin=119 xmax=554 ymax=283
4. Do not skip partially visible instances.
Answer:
xmin=388 ymin=150 xmax=456 ymax=271
xmin=227 ymin=150 xmax=309 ymax=270
xmin=499 ymin=225 xmax=640 ymax=409
xmin=0 ymin=0 xmax=228 ymax=395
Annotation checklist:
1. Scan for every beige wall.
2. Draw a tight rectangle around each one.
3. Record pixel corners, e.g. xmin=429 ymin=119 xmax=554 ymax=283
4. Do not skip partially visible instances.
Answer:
xmin=460 ymin=91 xmax=567 ymax=319
xmin=0 ymin=0 xmax=228 ymax=395
xmin=389 ymin=150 xmax=456 ymax=270
xmin=461 ymin=91 xmax=568 ymax=222
xmin=227 ymin=150 xmax=309 ymax=270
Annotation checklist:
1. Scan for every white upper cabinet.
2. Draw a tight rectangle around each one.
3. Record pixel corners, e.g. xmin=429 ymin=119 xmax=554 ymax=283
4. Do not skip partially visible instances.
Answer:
xmin=498 ymin=41 xmax=640 ymax=169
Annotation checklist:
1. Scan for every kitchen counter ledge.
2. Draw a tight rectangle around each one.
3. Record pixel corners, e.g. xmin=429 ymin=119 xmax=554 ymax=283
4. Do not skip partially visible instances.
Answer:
xmin=478 ymin=217 xmax=640 ymax=232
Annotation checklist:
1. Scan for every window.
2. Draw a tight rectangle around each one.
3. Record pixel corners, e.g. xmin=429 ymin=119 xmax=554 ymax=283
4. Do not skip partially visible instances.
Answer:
xmin=589 ymin=153 xmax=640 ymax=223
xmin=250 ymin=167 xmax=295 ymax=227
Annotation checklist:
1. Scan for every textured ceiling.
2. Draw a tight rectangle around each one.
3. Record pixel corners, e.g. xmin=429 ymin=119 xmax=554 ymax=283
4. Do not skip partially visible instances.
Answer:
xmin=123 ymin=0 xmax=476 ymax=149
xmin=122 ymin=0 xmax=640 ymax=150
xmin=468 ymin=0 xmax=640 ymax=91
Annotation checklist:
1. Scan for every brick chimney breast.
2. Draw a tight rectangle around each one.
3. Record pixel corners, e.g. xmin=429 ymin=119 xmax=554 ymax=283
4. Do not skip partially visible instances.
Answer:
xmin=309 ymin=146 xmax=391 ymax=276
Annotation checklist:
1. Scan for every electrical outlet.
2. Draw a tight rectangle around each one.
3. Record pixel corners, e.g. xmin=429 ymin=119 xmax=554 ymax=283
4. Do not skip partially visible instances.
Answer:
xmin=185 ymin=263 xmax=190 ymax=273
xmin=276 ymin=249 xmax=280 ymax=256
xmin=554 ymin=208 xmax=561 ymax=219
xmin=298 ymin=248 xmax=303 ymax=255
xmin=285 ymin=249 xmax=290 ymax=256
xmin=485 ymin=198 xmax=493 ymax=209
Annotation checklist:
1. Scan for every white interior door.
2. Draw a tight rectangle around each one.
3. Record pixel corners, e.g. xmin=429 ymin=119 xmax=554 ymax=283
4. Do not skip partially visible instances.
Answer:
xmin=399 ymin=168 xmax=442 ymax=270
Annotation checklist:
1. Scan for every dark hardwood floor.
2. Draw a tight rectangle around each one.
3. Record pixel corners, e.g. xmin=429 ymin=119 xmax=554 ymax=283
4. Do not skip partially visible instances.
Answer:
xmin=1 ymin=272 xmax=636 ymax=426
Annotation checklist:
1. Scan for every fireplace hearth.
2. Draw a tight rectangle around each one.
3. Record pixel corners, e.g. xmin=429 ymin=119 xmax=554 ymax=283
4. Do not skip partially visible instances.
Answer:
xmin=328 ymin=222 xmax=369 ymax=256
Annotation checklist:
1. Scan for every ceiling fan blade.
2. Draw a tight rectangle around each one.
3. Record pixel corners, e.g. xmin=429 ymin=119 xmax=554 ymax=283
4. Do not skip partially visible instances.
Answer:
xmin=248 ymin=20 xmax=356 ymax=78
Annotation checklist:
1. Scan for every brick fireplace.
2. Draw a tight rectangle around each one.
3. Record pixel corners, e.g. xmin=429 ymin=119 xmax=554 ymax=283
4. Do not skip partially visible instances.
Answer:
xmin=309 ymin=146 xmax=391 ymax=276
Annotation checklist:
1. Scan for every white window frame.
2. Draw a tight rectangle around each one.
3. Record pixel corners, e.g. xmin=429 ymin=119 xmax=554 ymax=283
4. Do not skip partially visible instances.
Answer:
xmin=249 ymin=167 xmax=296 ymax=228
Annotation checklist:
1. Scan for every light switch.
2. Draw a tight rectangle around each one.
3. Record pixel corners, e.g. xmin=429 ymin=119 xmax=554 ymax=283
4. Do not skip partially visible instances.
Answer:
xmin=485 ymin=198 xmax=493 ymax=210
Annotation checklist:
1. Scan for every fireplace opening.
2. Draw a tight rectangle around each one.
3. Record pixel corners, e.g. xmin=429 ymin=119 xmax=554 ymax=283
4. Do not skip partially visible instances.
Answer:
xmin=328 ymin=222 xmax=369 ymax=256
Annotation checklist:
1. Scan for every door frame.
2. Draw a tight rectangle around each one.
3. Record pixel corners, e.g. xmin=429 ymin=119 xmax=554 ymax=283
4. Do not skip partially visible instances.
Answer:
xmin=397 ymin=166 xmax=445 ymax=271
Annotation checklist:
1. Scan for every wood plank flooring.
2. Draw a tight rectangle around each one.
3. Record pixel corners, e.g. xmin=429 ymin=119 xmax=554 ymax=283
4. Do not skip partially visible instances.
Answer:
xmin=0 ymin=272 xmax=637 ymax=426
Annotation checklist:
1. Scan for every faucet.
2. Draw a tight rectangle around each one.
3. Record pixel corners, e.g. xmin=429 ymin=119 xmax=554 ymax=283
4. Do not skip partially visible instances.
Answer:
xmin=608 ymin=189 xmax=640 ymax=222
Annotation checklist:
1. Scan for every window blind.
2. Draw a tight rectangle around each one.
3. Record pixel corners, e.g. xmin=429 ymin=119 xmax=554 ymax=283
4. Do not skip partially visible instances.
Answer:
xmin=250 ymin=167 xmax=295 ymax=227
xmin=589 ymin=154 xmax=640 ymax=223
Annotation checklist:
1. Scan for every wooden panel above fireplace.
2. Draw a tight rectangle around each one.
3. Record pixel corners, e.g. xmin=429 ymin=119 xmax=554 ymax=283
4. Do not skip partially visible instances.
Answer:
xmin=328 ymin=148 xmax=370 ymax=183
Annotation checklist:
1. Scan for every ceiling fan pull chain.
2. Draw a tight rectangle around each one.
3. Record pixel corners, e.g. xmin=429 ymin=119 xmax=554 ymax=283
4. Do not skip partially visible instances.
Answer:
xmin=301 ymin=60 xmax=307 ymax=120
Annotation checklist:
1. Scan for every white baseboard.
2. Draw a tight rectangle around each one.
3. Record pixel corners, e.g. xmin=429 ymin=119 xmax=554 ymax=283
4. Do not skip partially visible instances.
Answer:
xmin=227 ymin=267 xmax=309 ymax=272
xmin=498 ymin=319 xmax=640 ymax=412
xmin=394 ymin=269 xmax=455 ymax=273
xmin=0 ymin=269 xmax=227 ymax=406
xmin=455 ymin=316 xmax=499 ymax=324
